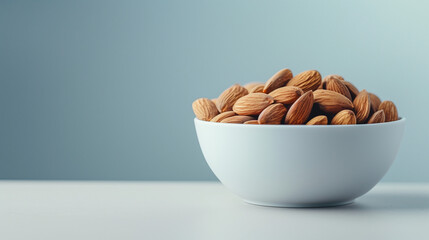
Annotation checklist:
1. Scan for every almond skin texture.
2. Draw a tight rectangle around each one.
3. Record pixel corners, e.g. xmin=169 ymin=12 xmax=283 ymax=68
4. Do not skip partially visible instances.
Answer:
xmin=268 ymin=86 xmax=304 ymax=104
xmin=313 ymin=89 xmax=354 ymax=114
xmin=220 ymin=115 xmax=255 ymax=124
xmin=258 ymin=103 xmax=287 ymax=124
xmin=326 ymin=78 xmax=352 ymax=100
xmin=243 ymin=120 xmax=259 ymax=124
xmin=233 ymin=93 xmax=275 ymax=115
xmin=216 ymin=84 xmax=248 ymax=112
xmin=286 ymin=70 xmax=322 ymax=92
xmin=367 ymin=110 xmax=385 ymax=124
xmin=244 ymin=82 xmax=264 ymax=92
xmin=321 ymin=74 xmax=344 ymax=89
xmin=331 ymin=110 xmax=357 ymax=125
xmin=192 ymin=98 xmax=219 ymax=121
xmin=263 ymin=69 xmax=293 ymax=93
xmin=323 ymin=74 xmax=345 ymax=82
xmin=343 ymin=81 xmax=359 ymax=99
xmin=306 ymin=115 xmax=328 ymax=125
xmin=378 ymin=101 xmax=398 ymax=122
xmin=369 ymin=93 xmax=382 ymax=113
xmin=210 ymin=111 xmax=236 ymax=122
xmin=353 ymin=90 xmax=371 ymax=123
xmin=284 ymin=91 xmax=314 ymax=124
xmin=249 ymin=84 xmax=265 ymax=93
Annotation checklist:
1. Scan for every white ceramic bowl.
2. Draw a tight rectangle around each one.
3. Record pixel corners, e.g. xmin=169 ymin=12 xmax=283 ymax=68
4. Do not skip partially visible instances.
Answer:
xmin=195 ymin=118 xmax=406 ymax=207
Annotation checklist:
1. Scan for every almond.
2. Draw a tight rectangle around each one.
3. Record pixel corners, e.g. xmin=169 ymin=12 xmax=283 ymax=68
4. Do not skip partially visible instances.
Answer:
xmin=321 ymin=74 xmax=344 ymax=89
xmin=343 ymin=81 xmax=359 ymax=99
xmin=313 ymin=89 xmax=354 ymax=114
xmin=369 ymin=93 xmax=382 ymax=113
xmin=249 ymin=84 xmax=265 ymax=93
xmin=268 ymin=86 xmax=304 ymax=104
xmin=244 ymin=82 xmax=264 ymax=92
xmin=221 ymin=115 xmax=255 ymax=124
xmin=367 ymin=110 xmax=385 ymax=124
xmin=286 ymin=70 xmax=321 ymax=92
xmin=258 ymin=103 xmax=287 ymax=124
xmin=284 ymin=91 xmax=314 ymax=124
xmin=331 ymin=110 xmax=357 ymax=125
xmin=306 ymin=115 xmax=328 ymax=125
xmin=243 ymin=120 xmax=259 ymax=124
xmin=192 ymin=98 xmax=219 ymax=121
xmin=263 ymin=68 xmax=293 ymax=93
xmin=216 ymin=84 xmax=248 ymax=112
xmin=193 ymin=68 xmax=400 ymax=126
xmin=326 ymin=78 xmax=352 ymax=100
xmin=233 ymin=93 xmax=275 ymax=115
xmin=378 ymin=100 xmax=398 ymax=122
xmin=210 ymin=111 xmax=236 ymax=122
xmin=353 ymin=90 xmax=371 ymax=123
xmin=323 ymin=74 xmax=345 ymax=82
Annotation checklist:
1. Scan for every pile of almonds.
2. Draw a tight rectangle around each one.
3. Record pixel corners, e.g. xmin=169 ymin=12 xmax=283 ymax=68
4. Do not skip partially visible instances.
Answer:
xmin=192 ymin=69 xmax=399 ymax=125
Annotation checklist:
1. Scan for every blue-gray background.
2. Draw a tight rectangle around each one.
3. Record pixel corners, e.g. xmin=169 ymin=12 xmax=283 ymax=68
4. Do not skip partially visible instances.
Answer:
xmin=0 ymin=0 xmax=427 ymax=181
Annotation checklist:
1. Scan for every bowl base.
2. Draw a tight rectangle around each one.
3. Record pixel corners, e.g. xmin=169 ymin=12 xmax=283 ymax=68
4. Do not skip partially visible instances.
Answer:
xmin=244 ymin=199 xmax=354 ymax=208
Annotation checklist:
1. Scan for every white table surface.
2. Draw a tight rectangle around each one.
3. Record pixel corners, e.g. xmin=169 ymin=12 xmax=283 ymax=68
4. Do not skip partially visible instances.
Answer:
xmin=0 ymin=181 xmax=428 ymax=240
